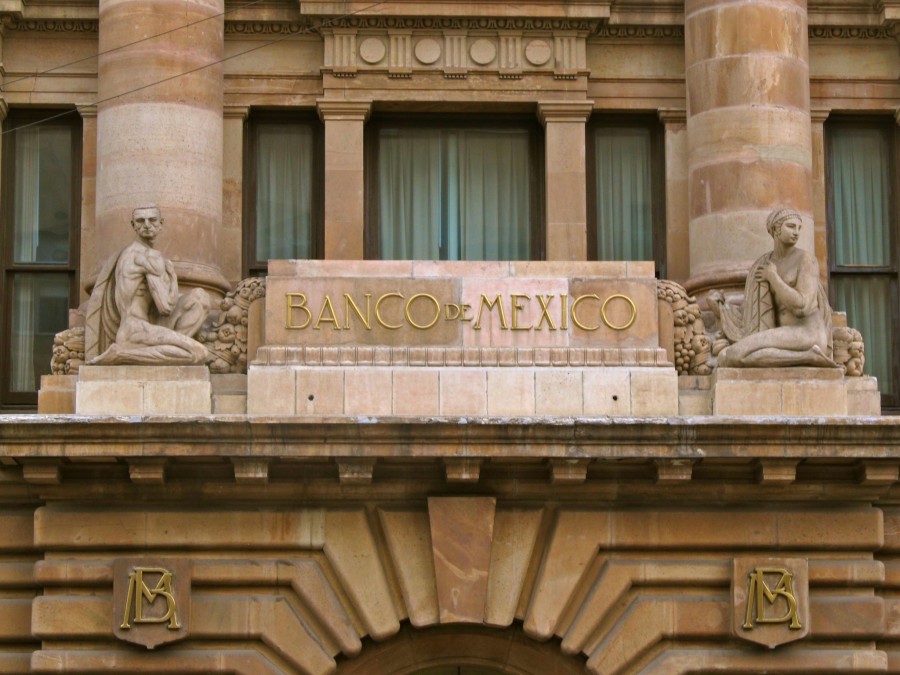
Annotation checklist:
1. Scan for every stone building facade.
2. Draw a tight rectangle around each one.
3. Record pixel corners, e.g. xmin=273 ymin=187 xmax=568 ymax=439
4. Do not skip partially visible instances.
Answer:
xmin=0 ymin=0 xmax=899 ymax=673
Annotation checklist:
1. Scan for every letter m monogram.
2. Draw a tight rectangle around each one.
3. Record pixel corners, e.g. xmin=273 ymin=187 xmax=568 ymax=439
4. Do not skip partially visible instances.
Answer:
xmin=742 ymin=566 xmax=802 ymax=630
xmin=120 ymin=567 xmax=181 ymax=630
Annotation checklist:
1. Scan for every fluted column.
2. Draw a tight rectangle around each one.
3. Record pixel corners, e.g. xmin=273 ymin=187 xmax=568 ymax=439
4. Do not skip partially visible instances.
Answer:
xmin=95 ymin=0 xmax=229 ymax=295
xmin=684 ymin=0 xmax=814 ymax=299
xmin=538 ymin=101 xmax=593 ymax=261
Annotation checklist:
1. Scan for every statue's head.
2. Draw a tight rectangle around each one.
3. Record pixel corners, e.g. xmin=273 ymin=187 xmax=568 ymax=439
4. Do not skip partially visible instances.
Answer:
xmin=766 ymin=208 xmax=801 ymax=238
xmin=131 ymin=205 xmax=163 ymax=243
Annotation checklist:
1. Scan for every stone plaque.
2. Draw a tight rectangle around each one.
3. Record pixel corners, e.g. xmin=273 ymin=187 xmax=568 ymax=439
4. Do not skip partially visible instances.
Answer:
xmin=265 ymin=260 xmax=660 ymax=349
xmin=113 ymin=558 xmax=191 ymax=649
xmin=733 ymin=557 xmax=809 ymax=648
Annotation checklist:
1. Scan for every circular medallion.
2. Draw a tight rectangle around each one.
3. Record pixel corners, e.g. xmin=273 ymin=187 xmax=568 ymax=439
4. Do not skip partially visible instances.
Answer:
xmin=469 ymin=38 xmax=497 ymax=66
xmin=525 ymin=39 xmax=552 ymax=66
xmin=359 ymin=38 xmax=386 ymax=64
xmin=414 ymin=38 xmax=442 ymax=65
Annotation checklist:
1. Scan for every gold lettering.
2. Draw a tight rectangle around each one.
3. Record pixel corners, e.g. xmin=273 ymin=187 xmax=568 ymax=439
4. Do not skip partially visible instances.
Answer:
xmin=445 ymin=303 xmax=461 ymax=320
xmin=460 ymin=304 xmax=473 ymax=322
xmin=571 ymin=294 xmax=601 ymax=331
xmin=600 ymin=294 xmax=637 ymax=331
xmin=743 ymin=567 xmax=802 ymax=630
xmin=344 ymin=293 xmax=372 ymax=330
xmin=120 ymin=567 xmax=180 ymax=631
xmin=535 ymin=294 xmax=557 ymax=331
xmin=474 ymin=295 xmax=509 ymax=330
xmin=510 ymin=294 xmax=532 ymax=331
xmin=314 ymin=295 xmax=342 ymax=330
xmin=375 ymin=292 xmax=404 ymax=330
xmin=286 ymin=293 xmax=312 ymax=329
xmin=405 ymin=293 xmax=441 ymax=330
xmin=560 ymin=294 xmax=569 ymax=330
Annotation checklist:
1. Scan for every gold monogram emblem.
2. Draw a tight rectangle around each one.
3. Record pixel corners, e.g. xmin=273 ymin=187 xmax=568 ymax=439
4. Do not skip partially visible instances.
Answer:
xmin=120 ymin=567 xmax=181 ymax=630
xmin=113 ymin=559 xmax=190 ymax=649
xmin=742 ymin=567 xmax=802 ymax=630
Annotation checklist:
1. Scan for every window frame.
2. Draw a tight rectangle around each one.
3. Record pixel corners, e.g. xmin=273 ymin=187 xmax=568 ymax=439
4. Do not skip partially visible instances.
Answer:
xmin=825 ymin=115 xmax=900 ymax=412
xmin=0 ymin=109 xmax=82 ymax=409
xmin=364 ymin=113 xmax=545 ymax=261
xmin=243 ymin=110 xmax=324 ymax=277
xmin=586 ymin=114 xmax=666 ymax=278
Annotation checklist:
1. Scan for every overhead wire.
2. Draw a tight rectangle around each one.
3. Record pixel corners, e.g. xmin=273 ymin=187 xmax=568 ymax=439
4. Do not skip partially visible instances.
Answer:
xmin=1 ymin=0 xmax=269 ymax=90
xmin=1 ymin=1 xmax=386 ymax=136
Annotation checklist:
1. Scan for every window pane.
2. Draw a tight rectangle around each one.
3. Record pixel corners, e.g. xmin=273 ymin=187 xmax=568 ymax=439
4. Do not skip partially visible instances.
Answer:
xmin=13 ymin=125 xmax=72 ymax=264
xmin=832 ymin=275 xmax=895 ymax=395
xmin=377 ymin=126 xmax=533 ymax=261
xmin=256 ymin=123 xmax=315 ymax=260
xmin=9 ymin=273 xmax=70 ymax=392
xmin=829 ymin=126 xmax=892 ymax=267
xmin=594 ymin=126 xmax=653 ymax=261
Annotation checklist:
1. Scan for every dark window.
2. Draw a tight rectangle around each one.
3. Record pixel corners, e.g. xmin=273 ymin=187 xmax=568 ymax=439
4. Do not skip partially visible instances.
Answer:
xmin=587 ymin=115 xmax=666 ymax=277
xmin=1 ymin=110 xmax=81 ymax=408
xmin=367 ymin=115 xmax=544 ymax=260
xmin=826 ymin=117 xmax=900 ymax=411
xmin=244 ymin=112 xmax=323 ymax=276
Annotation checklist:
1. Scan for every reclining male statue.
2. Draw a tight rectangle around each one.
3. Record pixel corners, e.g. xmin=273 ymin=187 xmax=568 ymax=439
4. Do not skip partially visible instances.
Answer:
xmin=85 ymin=205 xmax=209 ymax=365
xmin=711 ymin=208 xmax=838 ymax=368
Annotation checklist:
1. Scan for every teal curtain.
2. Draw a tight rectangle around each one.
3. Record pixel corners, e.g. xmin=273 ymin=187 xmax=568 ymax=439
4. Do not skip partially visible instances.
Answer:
xmin=832 ymin=277 xmax=894 ymax=394
xmin=830 ymin=128 xmax=891 ymax=266
xmin=593 ymin=127 xmax=653 ymax=261
xmin=10 ymin=273 xmax=69 ymax=392
xmin=829 ymin=125 xmax=895 ymax=394
xmin=256 ymin=123 xmax=315 ymax=260
xmin=377 ymin=126 xmax=532 ymax=260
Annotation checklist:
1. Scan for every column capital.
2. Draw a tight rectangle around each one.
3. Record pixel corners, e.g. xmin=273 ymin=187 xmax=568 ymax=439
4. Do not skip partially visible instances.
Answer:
xmin=536 ymin=100 xmax=593 ymax=125
xmin=316 ymin=99 xmax=372 ymax=122
xmin=810 ymin=107 xmax=831 ymax=125
xmin=224 ymin=104 xmax=250 ymax=120
xmin=76 ymin=103 xmax=97 ymax=119
xmin=658 ymin=107 xmax=686 ymax=124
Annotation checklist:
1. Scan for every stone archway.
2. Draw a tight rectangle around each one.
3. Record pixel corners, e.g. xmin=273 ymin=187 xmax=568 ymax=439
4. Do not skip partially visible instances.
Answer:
xmin=335 ymin=623 xmax=588 ymax=675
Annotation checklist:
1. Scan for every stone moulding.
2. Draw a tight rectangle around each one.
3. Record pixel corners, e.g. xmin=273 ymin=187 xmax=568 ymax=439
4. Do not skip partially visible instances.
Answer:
xmin=0 ymin=17 xmax=97 ymax=32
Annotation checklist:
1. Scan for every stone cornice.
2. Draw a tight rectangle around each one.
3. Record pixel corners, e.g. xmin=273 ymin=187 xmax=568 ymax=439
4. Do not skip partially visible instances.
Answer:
xmin=657 ymin=107 xmax=686 ymax=124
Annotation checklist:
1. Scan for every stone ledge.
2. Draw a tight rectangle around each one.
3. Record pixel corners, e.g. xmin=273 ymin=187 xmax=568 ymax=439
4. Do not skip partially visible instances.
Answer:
xmin=254 ymin=345 xmax=672 ymax=368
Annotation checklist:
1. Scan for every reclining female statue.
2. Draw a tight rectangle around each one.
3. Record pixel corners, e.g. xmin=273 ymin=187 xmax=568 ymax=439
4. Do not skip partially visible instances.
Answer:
xmin=712 ymin=208 xmax=837 ymax=368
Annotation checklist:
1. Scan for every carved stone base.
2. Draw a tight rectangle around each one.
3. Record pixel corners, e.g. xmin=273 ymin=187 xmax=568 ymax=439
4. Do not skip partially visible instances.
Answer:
xmin=247 ymin=365 xmax=678 ymax=418
xmin=712 ymin=368 xmax=880 ymax=417
xmin=75 ymin=366 xmax=211 ymax=416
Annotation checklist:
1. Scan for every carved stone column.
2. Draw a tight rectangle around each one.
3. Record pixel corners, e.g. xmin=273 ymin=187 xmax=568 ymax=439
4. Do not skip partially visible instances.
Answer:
xmin=77 ymin=104 xmax=97 ymax=303
xmin=95 ymin=0 xmax=229 ymax=295
xmin=222 ymin=105 xmax=249 ymax=285
xmin=317 ymin=99 xmax=371 ymax=260
xmin=537 ymin=101 xmax=593 ymax=261
xmin=684 ymin=0 xmax=814 ymax=301
xmin=810 ymin=107 xmax=831 ymax=287
xmin=659 ymin=108 xmax=689 ymax=283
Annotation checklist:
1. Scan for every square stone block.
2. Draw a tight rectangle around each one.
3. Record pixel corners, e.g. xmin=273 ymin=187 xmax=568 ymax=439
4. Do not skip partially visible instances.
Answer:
xmin=440 ymin=369 xmax=487 ymax=416
xmin=247 ymin=366 xmax=296 ymax=415
xmin=143 ymin=381 xmax=212 ymax=415
xmin=345 ymin=369 xmax=392 ymax=415
xmin=393 ymin=370 xmax=440 ymax=415
xmin=630 ymin=368 xmax=679 ymax=416
xmin=782 ymin=380 xmax=847 ymax=416
xmin=37 ymin=375 xmax=77 ymax=414
xmin=713 ymin=380 xmax=783 ymax=416
xmin=297 ymin=368 xmax=344 ymax=415
xmin=76 ymin=381 xmax=144 ymax=415
xmin=535 ymin=370 xmax=583 ymax=416
xmin=487 ymin=370 xmax=535 ymax=416
xmin=213 ymin=394 xmax=247 ymax=414
xmin=584 ymin=368 xmax=632 ymax=416
xmin=847 ymin=377 xmax=881 ymax=416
